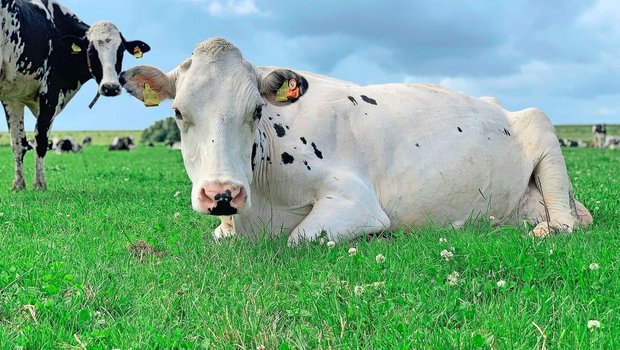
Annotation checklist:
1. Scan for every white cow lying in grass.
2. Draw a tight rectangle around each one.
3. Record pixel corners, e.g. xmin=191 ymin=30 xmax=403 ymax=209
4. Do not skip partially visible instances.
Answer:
xmin=121 ymin=38 xmax=592 ymax=244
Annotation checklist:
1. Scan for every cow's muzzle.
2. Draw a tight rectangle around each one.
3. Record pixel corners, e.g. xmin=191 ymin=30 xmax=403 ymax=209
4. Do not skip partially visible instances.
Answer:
xmin=100 ymin=82 xmax=122 ymax=96
xmin=197 ymin=182 xmax=247 ymax=216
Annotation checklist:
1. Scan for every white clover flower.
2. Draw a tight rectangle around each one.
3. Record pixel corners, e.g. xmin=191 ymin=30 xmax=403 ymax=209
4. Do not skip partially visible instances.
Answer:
xmin=588 ymin=320 xmax=601 ymax=330
xmin=496 ymin=279 xmax=506 ymax=288
xmin=326 ymin=241 xmax=336 ymax=248
xmin=375 ymin=254 xmax=386 ymax=264
xmin=447 ymin=271 xmax=460 ymax=286
xmin=354 ymin=285 xmax=364 ymax=296
xmin=439 ymin=237 xmax=447 ymax=243
xmin=348 ymin=247 xmax=357 ymax=256
xmin=489 ymin=215 xmax=496 ymax=221
xmin=589 ymin=263 xmax=600 ymax=271
xmin=173 ymin=212 xmax=181 ymax=220
xmin=549 ymin=249 xmax=554 ymax=255
xmin=174 ymin=191 xmax=181 ymax=198
xmin=372 ymin=281 xmax=385 ymax=288
xmin=440 ymin=249 xmax=454 ymax=261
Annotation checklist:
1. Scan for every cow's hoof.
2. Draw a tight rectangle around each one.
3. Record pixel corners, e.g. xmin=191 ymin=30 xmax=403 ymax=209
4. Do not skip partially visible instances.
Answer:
xmin=212 ymin=226 xmax=235 ymax=241
xmin=530 ymin=221 xmax=572 ymax=237
xmin=11 ymin=181 xmax=26 ymax=191
xmin=33 ymin=182 xmax=47 ymax=191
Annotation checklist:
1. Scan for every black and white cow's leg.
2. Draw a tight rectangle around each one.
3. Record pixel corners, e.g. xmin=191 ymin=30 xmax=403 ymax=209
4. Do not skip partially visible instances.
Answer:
xmin=287 ymin=176 xmax=391 ymax=246
xmin=3 ymin=102 xmax=28 ymax=190
xmin=33 ymin=107 xmax=55 ymax=190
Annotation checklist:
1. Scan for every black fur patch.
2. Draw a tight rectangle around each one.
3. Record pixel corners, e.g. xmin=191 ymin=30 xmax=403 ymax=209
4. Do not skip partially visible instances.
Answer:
xmin=311 ymin=142 xmax=323 ymax=159
xmin=360 ymin=95 xmax=377 ymax=105
xmin=281 ymin=152 xmax=294 ymax=164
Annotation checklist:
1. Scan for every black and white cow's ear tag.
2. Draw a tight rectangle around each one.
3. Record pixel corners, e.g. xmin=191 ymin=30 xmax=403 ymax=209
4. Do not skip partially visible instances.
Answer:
xmin=71 ymin=43 xmax=82 ymax=54
xmin=275 ymin=79 xmax=300 ymax=102
xmin=133 ymin=47 xmax=143 ymax=59
xmin=143 ymin=83 xmax=160 ymax=107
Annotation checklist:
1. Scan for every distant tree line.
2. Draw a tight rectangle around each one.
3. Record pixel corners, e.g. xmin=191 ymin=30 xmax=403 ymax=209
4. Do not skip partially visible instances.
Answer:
xmin=141 ymin=117 xmax=180 ymax=144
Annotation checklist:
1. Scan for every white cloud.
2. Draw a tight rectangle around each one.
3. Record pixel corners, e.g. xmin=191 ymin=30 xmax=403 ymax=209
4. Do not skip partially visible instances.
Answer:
xmin=183 ymin=0 xmax=267 ymax=17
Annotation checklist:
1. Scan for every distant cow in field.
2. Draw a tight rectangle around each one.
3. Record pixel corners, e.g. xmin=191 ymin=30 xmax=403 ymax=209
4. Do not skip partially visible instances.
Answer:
xmin=82 ymin=136 xmax=93 ymax=146
xmin=52 ymin=137 xmax=81 ymax=153
xmin=109 ymin=136 xmax=135 ymax=151
xmin=605 ymin=137 xmax=620 ymax=149
xmin=592 ymin=124 xmax=607 ymax=148
xmin=558 ymin=139 xmax=587 ymax=148
xmin=122 ymin=38 xmax=592 ymax=244
xmin=1 ymin=0 xmax=150 ymax=190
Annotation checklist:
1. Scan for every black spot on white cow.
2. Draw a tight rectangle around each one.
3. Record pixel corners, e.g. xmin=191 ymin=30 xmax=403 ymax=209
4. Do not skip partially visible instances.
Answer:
xmin=109 ymin=136 xmax=135 ymax=151
xmin=1 ymin=0 xmax=150 ymax=190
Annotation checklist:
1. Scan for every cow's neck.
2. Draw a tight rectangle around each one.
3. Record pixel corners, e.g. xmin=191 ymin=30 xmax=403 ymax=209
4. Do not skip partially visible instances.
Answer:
xmin=252 ymin=118 xmax=276 ymax=186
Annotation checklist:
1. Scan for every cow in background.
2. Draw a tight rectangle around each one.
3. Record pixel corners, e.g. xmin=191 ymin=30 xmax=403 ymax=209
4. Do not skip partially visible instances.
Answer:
xmin=109 ymin=136 xmax=135 ymax=151
xmin=51 ymin=136 xmax=81 ymax=153
xmin=1 ymin=0 xmax=150 ymax=190
xmin=558 ymin=139 xmax=587 ymax=148
xmin=592 ymin=124 xmax=607 ymax=148
xmin=82 ymin=136 xmax=93 ymax=146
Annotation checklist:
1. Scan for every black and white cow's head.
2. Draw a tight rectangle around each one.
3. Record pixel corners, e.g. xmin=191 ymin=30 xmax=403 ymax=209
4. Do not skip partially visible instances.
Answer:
xmin=120 ymin=38 xmax=308 ymax=216
xmin=68 ymin=21 xmax=150 ymax=96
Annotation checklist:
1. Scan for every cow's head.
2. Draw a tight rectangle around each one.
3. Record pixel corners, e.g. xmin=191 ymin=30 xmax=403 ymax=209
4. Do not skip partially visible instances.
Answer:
xmin=121 ymin=38 xmax=308 ymax=216
xmin=67 ymin=21 xmax=150 ymax=96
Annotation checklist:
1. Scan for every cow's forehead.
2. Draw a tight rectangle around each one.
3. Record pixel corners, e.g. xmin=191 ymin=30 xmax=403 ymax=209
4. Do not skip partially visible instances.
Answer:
xmin=86 ymin=21 xmax=122 ymax=43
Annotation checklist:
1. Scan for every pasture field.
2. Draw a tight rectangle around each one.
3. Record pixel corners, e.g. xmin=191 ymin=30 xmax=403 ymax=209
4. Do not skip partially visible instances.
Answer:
xmin=0 ymin=143 xmax=618 ymax=348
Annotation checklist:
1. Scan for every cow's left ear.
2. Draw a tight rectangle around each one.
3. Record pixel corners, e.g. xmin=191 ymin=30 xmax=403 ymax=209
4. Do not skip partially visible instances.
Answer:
xmin=259 ymin=69 xmax=308 ymax=106
xmin=124 ymin=39 xmax=151 ymax=59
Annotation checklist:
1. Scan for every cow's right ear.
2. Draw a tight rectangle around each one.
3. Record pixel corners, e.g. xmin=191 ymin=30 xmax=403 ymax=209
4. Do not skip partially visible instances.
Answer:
xmin=59 ymin=35 xmax=88 ymax=55
xmin=120 ymin=65 xmax=175 ymax=107
xmin=259 ymin=69 xmax=309 ymax=106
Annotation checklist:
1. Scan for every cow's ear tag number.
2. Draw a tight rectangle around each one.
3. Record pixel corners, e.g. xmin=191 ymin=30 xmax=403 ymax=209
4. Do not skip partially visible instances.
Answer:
xmin=275 ymin=79 xmax=300 ymax=102
xmin=143 ymin=83 xmax=160 ymax=107
xmin=71 ymin=43 xmax=82 ymax=54
xmin=133 ymin=47 xmax=143 ymax=59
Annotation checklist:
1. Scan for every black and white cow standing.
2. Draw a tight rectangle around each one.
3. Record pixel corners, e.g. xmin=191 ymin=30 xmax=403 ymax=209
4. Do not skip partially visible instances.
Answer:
xmin=1 ymin=0 xmax=150 ymax=190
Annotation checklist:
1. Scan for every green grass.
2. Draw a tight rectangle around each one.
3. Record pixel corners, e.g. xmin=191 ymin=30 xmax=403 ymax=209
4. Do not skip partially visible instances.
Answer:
xmin=0 ymin=145 xmax=618 ymax=349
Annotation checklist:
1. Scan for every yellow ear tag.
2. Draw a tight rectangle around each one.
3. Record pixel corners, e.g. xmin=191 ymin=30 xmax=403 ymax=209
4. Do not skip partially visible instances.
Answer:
xmin=275 ymin=81 xmax=289 ymax=102
xmin=133 ymin=47 xmax=143 ymax=59
xmin=143 ymin=83 xmax=160 ymax=107
xmin=71 ymin=43 xmax=82 ymax=54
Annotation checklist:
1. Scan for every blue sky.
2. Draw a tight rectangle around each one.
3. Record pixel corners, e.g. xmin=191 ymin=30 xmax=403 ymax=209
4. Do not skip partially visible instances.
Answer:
xmin=10 ymin=0 xmax=620 ymax=131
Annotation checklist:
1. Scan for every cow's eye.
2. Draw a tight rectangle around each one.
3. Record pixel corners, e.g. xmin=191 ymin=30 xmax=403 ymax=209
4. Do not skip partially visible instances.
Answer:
xmin=252 ymin=105 xmax=263 ymax=121
xmin=174 ymin=108 xmax=183 ymax=121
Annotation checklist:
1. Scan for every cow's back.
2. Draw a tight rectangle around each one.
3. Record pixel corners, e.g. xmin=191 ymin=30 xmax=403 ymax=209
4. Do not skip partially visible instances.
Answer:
xmin=267 ymin=74 xmax=534 ymax=227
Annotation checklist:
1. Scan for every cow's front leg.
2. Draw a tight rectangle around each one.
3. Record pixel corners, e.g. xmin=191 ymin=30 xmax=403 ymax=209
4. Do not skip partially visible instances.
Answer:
xmin=33 ymin=107 xmax=54 ymax=190
xmin=288 ymin=178 xmax=391 ymax=246
xmin=3 ymin=102 xmax=28 ymax=190
xmin=213 ymin=216 xmax=236 ymax=240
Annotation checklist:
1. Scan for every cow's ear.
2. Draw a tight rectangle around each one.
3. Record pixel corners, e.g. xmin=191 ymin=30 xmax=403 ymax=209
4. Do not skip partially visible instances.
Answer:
xmin=124 ymin=40 xmax=151 ymax=59
xmin=259 ymin=69 xmax=308 ymax=106
xmin=59 ymin=35 xmax=88 ymax=55
xmin=120 ymin=65 xmax=175 ymax=107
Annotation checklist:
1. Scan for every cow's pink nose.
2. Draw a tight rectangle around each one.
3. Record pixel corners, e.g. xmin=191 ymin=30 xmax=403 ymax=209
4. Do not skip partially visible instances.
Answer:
xmin=198 ymin=183 xmax=246 ymax=215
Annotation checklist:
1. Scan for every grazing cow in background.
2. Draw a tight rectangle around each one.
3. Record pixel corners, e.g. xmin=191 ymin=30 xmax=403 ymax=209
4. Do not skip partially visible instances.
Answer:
xmin=108 ymin=136 xmax=134 ymax=151
xmin=592 ymin=124 xmax=607 ymax=148
xmin=121 ymin=38 xmax=592 ymax=244
xmin=1 ymin=0 xmax=150 ymax=190
xmin=51 ymin=136 xmax=81 ymax=153
xmin=82 ymin=136 xmax=92 ymax=146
